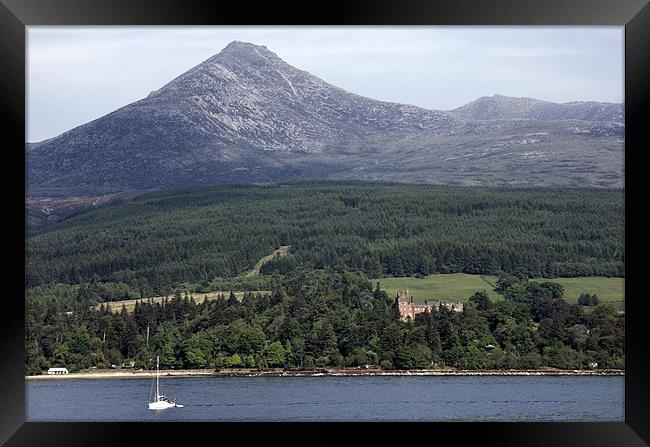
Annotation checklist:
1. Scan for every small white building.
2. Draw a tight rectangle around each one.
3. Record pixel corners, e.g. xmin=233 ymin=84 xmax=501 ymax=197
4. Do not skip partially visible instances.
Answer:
xmin=47 ymin=367 xmax=69 ymax=375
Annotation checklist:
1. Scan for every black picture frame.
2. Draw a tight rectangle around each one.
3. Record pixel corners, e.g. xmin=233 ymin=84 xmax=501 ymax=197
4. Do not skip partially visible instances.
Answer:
xmin=2 ymin=0 xmax=649 ymax=445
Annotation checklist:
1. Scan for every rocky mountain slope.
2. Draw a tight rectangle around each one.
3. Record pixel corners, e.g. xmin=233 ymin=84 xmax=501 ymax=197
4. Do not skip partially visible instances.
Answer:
xmin=450 ymin=94 xmax=623 ymax=122
xmin=27 ymin=41 xmax=624 ymax=195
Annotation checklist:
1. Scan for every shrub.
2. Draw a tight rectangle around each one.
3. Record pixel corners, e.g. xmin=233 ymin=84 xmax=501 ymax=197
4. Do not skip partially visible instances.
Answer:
xmin=380 ymin=360 xmax=394 ymax=370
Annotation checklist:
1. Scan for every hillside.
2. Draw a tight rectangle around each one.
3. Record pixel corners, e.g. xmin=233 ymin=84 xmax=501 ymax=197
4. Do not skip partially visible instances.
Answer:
xmin=26 ymin=182 xmax=624 ymax=291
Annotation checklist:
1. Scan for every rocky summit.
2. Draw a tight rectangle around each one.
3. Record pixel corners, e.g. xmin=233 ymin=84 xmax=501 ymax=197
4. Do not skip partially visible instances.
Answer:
xmin=27 ymin=41 xmax=624 ymax=196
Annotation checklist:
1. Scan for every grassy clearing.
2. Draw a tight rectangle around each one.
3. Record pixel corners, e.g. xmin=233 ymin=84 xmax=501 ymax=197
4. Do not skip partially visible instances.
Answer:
xmin=243 ymin=245 xmax=290 ymax=277
xmin=377 ymin=274 xmax=502 ymax=303
xmin=542 ymin=277 xmax=624 ymax=306
xmin=378 ymin=274 xmax=624 ymax=306
xmin=100 ymin=290 xmax=269 ymax=313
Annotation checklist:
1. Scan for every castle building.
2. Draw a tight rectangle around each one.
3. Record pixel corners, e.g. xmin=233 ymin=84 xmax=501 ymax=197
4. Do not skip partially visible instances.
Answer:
xmin=395 ymin=290 xmax=464 ymax=321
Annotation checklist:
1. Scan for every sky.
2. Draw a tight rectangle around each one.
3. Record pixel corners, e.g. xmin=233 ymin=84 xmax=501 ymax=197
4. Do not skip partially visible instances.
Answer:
xmin=27 ymin=26 xmax=624 ymax=142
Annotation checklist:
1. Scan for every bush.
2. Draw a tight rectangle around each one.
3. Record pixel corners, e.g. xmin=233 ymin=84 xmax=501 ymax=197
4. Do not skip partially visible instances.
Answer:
xmin=224 ymin=354 xmax=242 ymax=368
xmin=543 ymin=344 xmax=580 ymax=369
xmin=126 ymin=290 xmax=141 ymax=300
xmin=578 ymin=293 xmax=600 ymax=306
xmin=380 ymin=360 xmax=394 ymax=370
xmin=302 ymin=355 xmax=315 ymax=370
xmin=345 ymin=348 xmax=369 ymax=367
xmin=519 ymin=352 xmax=542 ymax=369
xmin=496 ymin=274 xmax=520 ymax=292
xmin=315 ymin=356 xmax=330 ymax=368
xmin=593 ymin=303 xmax=618 ymax=319
xmin=194 ymin=281 xmax=211 ymax=293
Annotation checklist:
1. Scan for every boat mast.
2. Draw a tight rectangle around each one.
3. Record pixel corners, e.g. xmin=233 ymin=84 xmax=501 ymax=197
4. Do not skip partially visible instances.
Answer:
xmin=156 ymin=355 xmax=160 ymax=401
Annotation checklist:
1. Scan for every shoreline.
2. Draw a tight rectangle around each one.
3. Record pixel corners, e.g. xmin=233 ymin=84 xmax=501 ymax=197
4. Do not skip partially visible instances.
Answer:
xmin=25 ymin=368 xmax=624 ymax=380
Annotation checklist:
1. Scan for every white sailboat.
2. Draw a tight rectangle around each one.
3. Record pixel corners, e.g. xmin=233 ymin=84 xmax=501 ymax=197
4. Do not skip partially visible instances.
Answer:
xmin=148 ymin=356 xmax=183 ymax=410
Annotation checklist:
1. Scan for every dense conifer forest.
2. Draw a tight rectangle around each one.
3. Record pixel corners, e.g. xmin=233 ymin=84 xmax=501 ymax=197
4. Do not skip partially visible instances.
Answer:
xmin=27 ymin=182 xmax=624 ymax=294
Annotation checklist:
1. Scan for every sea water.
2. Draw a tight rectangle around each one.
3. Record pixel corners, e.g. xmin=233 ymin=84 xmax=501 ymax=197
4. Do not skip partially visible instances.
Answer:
xmin=26 ymin=375 xmax=624 ymax=422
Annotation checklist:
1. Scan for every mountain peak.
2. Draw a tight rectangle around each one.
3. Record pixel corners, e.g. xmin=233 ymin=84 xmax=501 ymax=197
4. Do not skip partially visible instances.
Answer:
xmin=147 ymin=41 xmax=288 ymax=99
xmin=224 ymin=40 xmax=267 ymax=50
xmin=482 ymin=94 xmax=539 ymax=103
xmin=216 ymin=40 xmax=279 ymax=61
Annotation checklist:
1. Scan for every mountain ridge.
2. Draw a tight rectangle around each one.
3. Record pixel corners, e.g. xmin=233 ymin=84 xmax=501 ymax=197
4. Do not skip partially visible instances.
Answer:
xmin=450 ymin=93 xmax=623 ymax=122
xmin=27 ymin=41 xmax=624 ymax=195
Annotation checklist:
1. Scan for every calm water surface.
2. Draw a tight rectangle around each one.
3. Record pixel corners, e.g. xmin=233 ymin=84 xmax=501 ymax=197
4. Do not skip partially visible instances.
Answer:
xmin=26 ymin=375 xmax=624 ymax=421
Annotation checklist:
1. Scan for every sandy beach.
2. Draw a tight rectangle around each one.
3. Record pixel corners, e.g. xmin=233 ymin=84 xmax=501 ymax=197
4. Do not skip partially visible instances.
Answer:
xmin=25 ymin=368 xmax=624 ymax=380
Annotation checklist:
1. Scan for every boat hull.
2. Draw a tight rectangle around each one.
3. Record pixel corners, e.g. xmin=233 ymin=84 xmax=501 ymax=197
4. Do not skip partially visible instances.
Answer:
xmin=148 ymin=400 xmax=176 ymax=410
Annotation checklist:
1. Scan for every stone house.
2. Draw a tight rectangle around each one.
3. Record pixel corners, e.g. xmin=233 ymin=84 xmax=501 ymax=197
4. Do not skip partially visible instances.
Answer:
xmin=395 ymin=290 xmax=464 ymax=321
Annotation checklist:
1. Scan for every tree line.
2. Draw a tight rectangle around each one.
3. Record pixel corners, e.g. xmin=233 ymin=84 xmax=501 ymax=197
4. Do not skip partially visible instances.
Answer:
xmin=25 ymin=267 xmax=624 ymax=374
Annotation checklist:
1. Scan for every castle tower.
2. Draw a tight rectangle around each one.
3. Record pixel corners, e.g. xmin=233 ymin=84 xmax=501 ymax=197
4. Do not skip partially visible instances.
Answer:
xmin=396 ymin=290 xmax=415 ymax=321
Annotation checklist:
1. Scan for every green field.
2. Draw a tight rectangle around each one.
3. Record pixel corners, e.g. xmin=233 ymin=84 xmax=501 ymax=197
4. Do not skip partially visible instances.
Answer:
xmin=100 ymin=290 xmax=269 ymax=313
xmin=547 ymin=277 xmax=624 ymax=306
xmin=378 ymin=274 xmax=501 ymax=303
xmin=378 ymin=274 xmax=624 ymax=306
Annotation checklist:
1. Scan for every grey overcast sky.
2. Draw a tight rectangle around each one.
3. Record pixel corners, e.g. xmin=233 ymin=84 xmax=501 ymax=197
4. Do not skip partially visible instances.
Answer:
xmin=27 ymin=26 xmax=624 ymax=142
